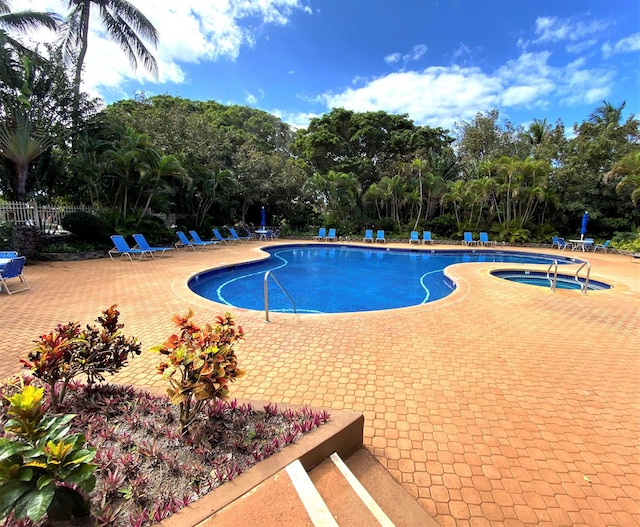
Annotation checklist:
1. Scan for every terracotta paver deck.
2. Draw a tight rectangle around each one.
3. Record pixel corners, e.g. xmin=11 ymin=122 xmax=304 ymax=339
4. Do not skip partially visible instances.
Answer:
xmin=1 ymin=240 xmax=639 ymax=527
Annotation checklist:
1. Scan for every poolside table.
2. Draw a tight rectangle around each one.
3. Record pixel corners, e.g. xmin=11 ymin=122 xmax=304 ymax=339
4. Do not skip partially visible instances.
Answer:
xmin=255 ymin=229 xmax=269 ymax=240
xmin=569 ymin=239 xmax=589 ymax=251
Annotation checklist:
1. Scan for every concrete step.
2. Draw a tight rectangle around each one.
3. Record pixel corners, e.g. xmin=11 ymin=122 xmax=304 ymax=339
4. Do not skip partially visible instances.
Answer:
xmin=308 ymin=448 xmax=438 ymax=527
xmin=199 ymin=447 xmax=438 ymax=527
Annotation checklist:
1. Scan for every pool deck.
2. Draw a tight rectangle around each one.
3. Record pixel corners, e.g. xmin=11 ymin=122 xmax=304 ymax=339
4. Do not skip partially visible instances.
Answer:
xmin=1 ymin=240 xmax=639 ymax=526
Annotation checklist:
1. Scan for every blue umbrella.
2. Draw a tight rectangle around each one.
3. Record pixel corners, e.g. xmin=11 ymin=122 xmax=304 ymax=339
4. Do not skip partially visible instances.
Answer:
xmin=261 ymin=206 xmax=266 ymax=228
xmin=580 ymin=211 xmax=589 ymax=239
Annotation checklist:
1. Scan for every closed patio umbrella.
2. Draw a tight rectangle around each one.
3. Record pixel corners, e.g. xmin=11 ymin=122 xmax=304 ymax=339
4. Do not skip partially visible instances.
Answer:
xmin=580 ymin=211 xmax=589 ymax=240
xmin=261 ymin=206 xmax=266 ymax=228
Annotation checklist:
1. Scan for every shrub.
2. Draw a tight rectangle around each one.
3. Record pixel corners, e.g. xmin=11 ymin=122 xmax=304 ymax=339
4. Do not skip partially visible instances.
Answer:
xmin=0 ymin=383 xmax=97 ymax=523
xmin=152 ymin=311 xmax=245 ymax=435
xmin=61 ymin=212 xmax=111 ymax=245
xmin=21 ymin=306 xmax=141 ymax=409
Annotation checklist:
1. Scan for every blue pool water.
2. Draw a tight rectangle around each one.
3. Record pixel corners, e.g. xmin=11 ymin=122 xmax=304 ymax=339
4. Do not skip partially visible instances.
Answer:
xmin=188 ymin=244 xmax=583 ymax=314
xmin=491 ymin=270 xmax=611 ymax=291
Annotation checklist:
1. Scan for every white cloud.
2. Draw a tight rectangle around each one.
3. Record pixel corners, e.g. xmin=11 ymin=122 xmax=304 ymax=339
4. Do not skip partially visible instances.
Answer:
xmin=383 ymin=44 xmax=427 ymax=66
xmin=322 ymin=66 xmax=502 ymax=129
xmin=245 ymin=92 xmax=258 ymax=105
xmin=533 ymin=16 xmax=610 ymax=44
xmin=318 ymin=48 xmax=615 ymax=129
xmin=602 ymin=32 xmax=640 ymax=58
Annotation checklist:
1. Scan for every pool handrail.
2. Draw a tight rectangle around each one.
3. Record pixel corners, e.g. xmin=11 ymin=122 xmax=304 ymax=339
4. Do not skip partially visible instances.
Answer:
xmin=264 ymin=270 xmax=297 ymax=322
xmin=574 ymin=261 xmax=591 ymax=295
xmin=546 ymin=260 xmax=558 ymax=291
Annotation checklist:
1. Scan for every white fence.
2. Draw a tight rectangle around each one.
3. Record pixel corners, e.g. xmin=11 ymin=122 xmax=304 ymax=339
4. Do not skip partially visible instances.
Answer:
xmin=0 ymin=201 xmax=93 ymax=234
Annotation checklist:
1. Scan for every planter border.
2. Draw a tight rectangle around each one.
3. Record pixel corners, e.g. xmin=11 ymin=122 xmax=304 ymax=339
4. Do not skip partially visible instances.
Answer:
xmin=157 ymin=399 xmax=363 ymax=527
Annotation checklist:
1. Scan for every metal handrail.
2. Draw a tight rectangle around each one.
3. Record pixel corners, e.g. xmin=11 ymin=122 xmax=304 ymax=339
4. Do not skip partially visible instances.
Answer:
xmin=546 ymin=260 xmax=558 ymax=291
xmin=574 ymin=261 xmax=591 ymax=295
xmin=264 ymin=271 xmax=296 ymax=322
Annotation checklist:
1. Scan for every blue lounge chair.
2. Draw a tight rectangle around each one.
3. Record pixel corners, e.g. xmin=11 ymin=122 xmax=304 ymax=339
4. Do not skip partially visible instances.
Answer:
xmin=190 ymin=230 xmax=219 ymax=249
xmin=0 ymin=256 xmax=30 ymax=295
xmin=325 ymin=228 xmax=337 ymax=241
xmin=313 ymin=227 xmax=327 ymax=241
xmin=422 ymin=231 xmax=434 ymax=244
xmin=593 ymin=240 xmax=611 ymax=253
xmin=109 ymin=235 xmax=153 ymax=261
xmin=132 ymin=234 xmax=174 ymax=257
xmin=212 ymin=228 xmax=234 ymax=244
xmin=0 ymin=251 xmax=18 ymax=271
xmin=229 ymin=227 xmax=250 ymax=241
xmin=175 ymin=231 xmax=216 ymax=250
xmin=463 ymin=232 xmax=478 ymax=246
xmin=363 ymin=229 xmax=373 ymax=243
xmin=556 ymin=237 xmax=574 ymax=250
xmin=375 ymin=230 xmax=386 ymax=243
xmin=551 ymin=236 xmax=561 ymax=249
xmin=479 ymin=232 xmax=496 ymax=246
xmin=409 ymin=231 xmax=420 ymax=244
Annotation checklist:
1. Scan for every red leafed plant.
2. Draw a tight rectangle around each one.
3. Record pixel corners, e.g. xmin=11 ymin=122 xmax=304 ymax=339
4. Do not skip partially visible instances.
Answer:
xmin=21 ymin=305 xmax=141 ymax=409
xmin=152 ymin=311 xmax=245 ymax=434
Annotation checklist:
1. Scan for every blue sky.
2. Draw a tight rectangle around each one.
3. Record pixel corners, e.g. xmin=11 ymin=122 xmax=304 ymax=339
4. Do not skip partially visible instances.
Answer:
xmin=26 ymin=0 xmax=640 ymax=132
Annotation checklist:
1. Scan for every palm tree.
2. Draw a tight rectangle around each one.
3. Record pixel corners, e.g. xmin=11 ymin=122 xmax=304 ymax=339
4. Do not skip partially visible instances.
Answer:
xmin=606 ymin=151 xmax=640 ymax=205
xmin=411 ymin=158 xmax=425 ymax=231
xmin=588 ymin=101 xmax=626 ymax=128
xmin=0 ymin=112 xmax=52 ymax=200
xmin=60 ymin=0 xmax=159 ymax=136
xmin=0 ymin=1 xmax=58 ymax=95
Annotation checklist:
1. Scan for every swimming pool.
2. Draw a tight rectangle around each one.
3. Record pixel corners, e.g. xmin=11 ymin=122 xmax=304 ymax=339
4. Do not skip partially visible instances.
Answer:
xmin=491 ymin=270 xmax=611 ymax=291
xmin=188 ymin=244 xmax=582 ymax=314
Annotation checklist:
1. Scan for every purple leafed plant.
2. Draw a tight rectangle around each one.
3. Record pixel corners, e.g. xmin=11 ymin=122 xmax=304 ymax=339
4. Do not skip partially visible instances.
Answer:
xmin=0 ymin=377 xmax=330 ymax=527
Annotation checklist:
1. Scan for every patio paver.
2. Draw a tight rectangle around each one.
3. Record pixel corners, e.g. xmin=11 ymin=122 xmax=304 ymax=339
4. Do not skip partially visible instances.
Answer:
xmin=1 ymin=240 xmax=638 ymax=527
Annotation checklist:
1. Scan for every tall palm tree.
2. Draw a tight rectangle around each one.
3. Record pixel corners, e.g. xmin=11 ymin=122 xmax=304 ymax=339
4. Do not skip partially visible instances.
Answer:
xmin=588 ymin=101 xmax=626 ymax=128
xmin=60 ymin=0 xmax=159 ymax=136
xmin=0 ymin=0 xmax=58 ymax=93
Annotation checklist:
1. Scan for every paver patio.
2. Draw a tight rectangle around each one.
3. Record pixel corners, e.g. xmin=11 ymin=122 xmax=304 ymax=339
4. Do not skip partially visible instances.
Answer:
xmin=1 ymin=240 xmax=638 ymax=526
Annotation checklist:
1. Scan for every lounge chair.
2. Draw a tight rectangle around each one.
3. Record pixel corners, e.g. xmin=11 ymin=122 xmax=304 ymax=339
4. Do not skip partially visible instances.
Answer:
xmin=229 ymin=227 xmax=250 ymax=241
xmin=631 ymin=253 xmax=640 ymax=263
xmin=325 ymin=228 xmax=337 ymax=242
xmin=551 ymin=236 xmax=562 ymax=249
xmin=363 ymin=229 xmax=373 ymax=243
xmin=556 ymin=237 xmax=574 ymax=250
xmin=175 ymin=231 xmax=216 ymax=250
xmin=463 ymin=232 xmax=478 ymax=246
xmin=189 ymin=230 xmax=219 ymax=249
xmin=212 ymin=228 xmax=234 ymax=244
xmin=0 ymin=256 xmax=30 ymax=295
xmin=313 ymin=227 xmax=327 ymax=241
xmin=409 ymin=231 xmax=420 ymax=244
xmin=0 ymin=251 xmax=18 ymax=271
xmin=375 ymin=230 xmax=386 ymax=243
xmin=593 ymin=240 xmax=611 ymax=253
xmin=422 ymin=231 xmax=434 ymax=244
xmin=479 ymin=232 xmax=496 ymax=246
xmin=109 ymin=235 xmax=154 ymax=261
xmin=132 ymin=234 xmax=174 ymax=257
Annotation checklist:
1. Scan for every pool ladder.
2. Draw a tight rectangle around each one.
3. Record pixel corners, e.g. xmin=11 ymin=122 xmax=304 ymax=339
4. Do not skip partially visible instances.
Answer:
xmin=264 ymin=271 xmax=296 ymax=322
xmin=574 ymin=261 xmax=591 ymax=295
xmin=546 ymin=260 xmax=559 ymax=291
xmin=546 ymin=260 xmax=591 ymax=294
